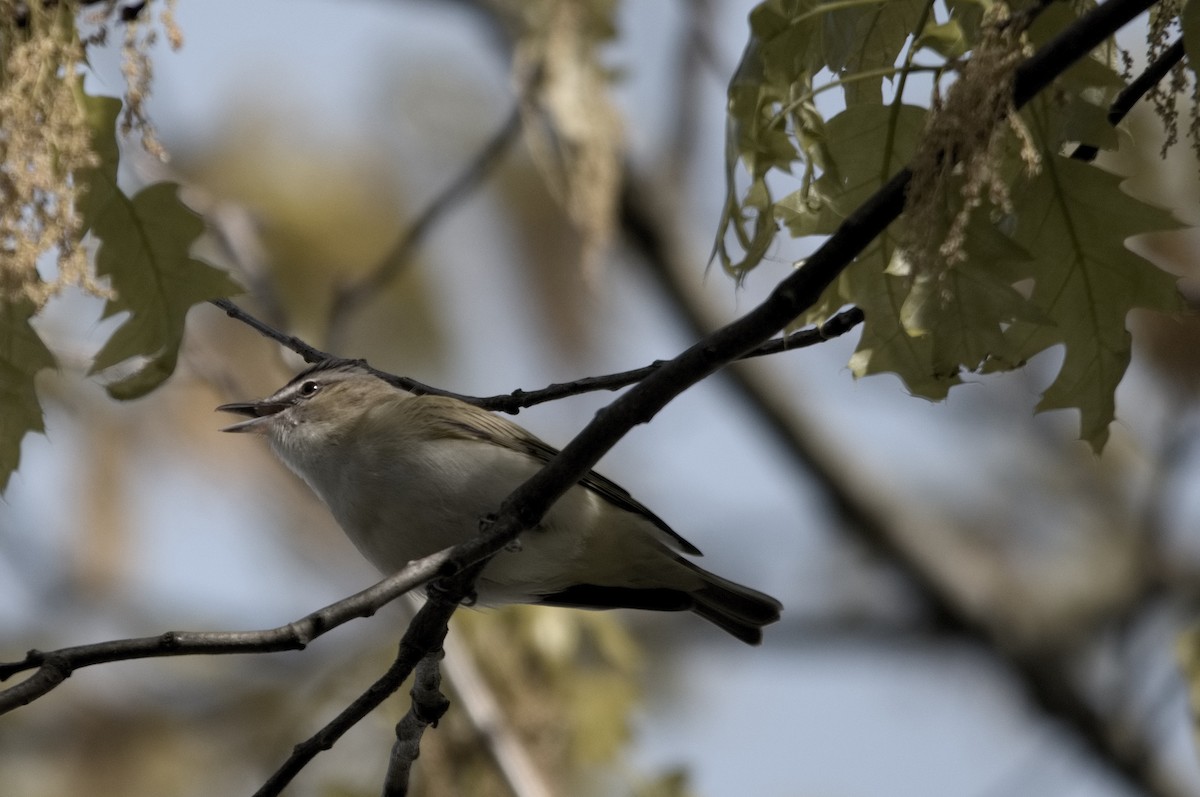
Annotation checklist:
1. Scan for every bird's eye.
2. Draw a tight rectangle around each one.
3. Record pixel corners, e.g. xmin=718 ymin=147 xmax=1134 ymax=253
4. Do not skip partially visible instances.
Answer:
xmin=298 ymin=380 xmax=321 ymax=398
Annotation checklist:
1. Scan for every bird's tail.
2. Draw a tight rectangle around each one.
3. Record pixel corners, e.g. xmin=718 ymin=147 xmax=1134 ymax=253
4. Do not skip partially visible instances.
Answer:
xmin=686 ymin=562 xmax=782 ymax=645
xmin=532 ymin=557 xmax=783 ymax=645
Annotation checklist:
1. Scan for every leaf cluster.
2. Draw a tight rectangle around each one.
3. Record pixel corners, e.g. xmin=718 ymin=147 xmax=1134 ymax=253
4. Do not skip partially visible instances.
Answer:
xmin=720 ymin=0 xmax=1189 ymax=450
xmin=0 ymin=3 xmax=238 ymax=491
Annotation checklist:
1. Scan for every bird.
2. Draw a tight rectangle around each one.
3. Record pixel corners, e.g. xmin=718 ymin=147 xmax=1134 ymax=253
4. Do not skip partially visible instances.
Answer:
xmin=217 ymin=358 xmax=782 ymax=644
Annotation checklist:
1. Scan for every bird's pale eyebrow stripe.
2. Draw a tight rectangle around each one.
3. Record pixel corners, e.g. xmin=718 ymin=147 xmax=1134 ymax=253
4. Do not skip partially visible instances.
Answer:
xmin=283 ymin=358 xmax=364 ymax=389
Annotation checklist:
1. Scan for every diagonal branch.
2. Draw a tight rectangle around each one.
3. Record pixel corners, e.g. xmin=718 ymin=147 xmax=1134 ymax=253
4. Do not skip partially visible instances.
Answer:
xmin=379 ymin=1 xmax=1164 ymax=794
xmin=251 ymin=643 xmax=424 ymax=797
xmin=615 ymin=28 xmax=1200 ymax=795
xmin=471 ymin=307 xmax=863 ymax=413
xmin=396 ymin=0 xmax=1150 ymax=644
xmin=1071 ymin=36 xmax=1186 ymax=162
xmin=211 ymin=297 xmax=334 ymax=364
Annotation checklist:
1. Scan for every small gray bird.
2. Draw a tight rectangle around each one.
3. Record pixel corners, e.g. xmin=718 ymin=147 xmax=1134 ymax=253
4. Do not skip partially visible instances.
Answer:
xmin=218 ymin=359 xmax=782 ymax=644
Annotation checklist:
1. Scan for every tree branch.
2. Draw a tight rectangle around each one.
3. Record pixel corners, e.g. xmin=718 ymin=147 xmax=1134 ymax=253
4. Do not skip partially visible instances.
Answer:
xmin=209 ymin=295 xmax=863 ymax=410
xmin=383 ymin=649 xmax=450 ymax=797
xmin=0 ymin=547 xmax=455 ymax=714
xmin=1071 ymin=36 xmax=1186 ymax=162
xmin=252 ymin=561 xmax=484 ymax=797
xmin=385 ymin=0 xmax=1160 ymax=636
xmin=210 ymin=297 xmax=334 ymax=364
xmin=377 ymin=2 xmax=1163 ymax=795
xmin=617 ymin=7 xmax=1186 ymax=797
xmin=472 ymin=307 xmax=863 ymax=413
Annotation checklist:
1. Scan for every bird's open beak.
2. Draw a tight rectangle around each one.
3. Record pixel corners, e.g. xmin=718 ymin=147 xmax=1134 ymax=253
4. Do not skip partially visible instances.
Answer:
xmin=216 ymin=400 xmax=288 ymax=433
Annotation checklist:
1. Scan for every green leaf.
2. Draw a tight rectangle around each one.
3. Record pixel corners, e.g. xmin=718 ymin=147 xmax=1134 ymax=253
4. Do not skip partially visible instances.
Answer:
xmin=777 ymin=103 xmax=967 ymax=396
xmin=75 ymin=93 xmax=240 ymax=399
xmin=0 ymin=300 xmax=56 ymax=493
xmin=719 ymin=1 xmax=927 ymax=274
xmin=1003 ymin=156 xmax=1182 ymax=450
xmin=899 ymin=213 xmax=1041 ymax=377
xmin=718 ymin=0 xmax=1179 ymax=447
xmin=845 ymin=246 xmax=960 ymax=399
xmin=1057 ymin=95 xmax=1120 ymax=152
xmin=749 ymin=0 xmax=825 ymax=87
xmin=826 ymin=0 xmax=926 ymax=106
xmin=776 ymin=103 xmax=928 ymax=238
xmin=916 ymin=18 xmax=969 ymax=59
xmin=86 ymin=182 xmax=242 ymax=399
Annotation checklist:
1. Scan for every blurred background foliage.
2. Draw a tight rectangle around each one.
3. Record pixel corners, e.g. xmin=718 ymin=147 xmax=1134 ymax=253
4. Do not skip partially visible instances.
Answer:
xmin=6 ymin=2 xmax=1200 ymax=797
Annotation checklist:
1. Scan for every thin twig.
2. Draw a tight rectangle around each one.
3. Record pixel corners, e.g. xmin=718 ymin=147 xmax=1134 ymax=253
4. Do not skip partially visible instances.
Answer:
xmin=252 ymin=644 xmax=419 ymax=797
xmin=209 ymin=298 xmax=333 ymax=364
xmin=0 ymin=548 xmax=454 ymax=714
xmin=471 ymin=307 xmax=863 ymax=413
xmin=210 ymin=294 xmax=863 ymax=411
xmin=205 ymin=204 xmax=292 ymax=333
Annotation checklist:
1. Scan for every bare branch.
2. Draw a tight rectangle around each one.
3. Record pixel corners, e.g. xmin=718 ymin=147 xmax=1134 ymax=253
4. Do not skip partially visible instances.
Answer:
xmin=253 ymin=562 xmax=483 ymax=797
xmin=383 ymin=649 xmax=450 ymax=797
xmin=210 ymin=294 xmax=863 ymax=411
xmin=204 ymin=203 xmax=292 ymax=332
xmin=1071 ymin=36 xmax=1186 ymax=162
xmin=473 ymin=307 xmax=863 ymax=413
xmin=0 ymin=547 xmax=454 ymax=714
xmin=252 ymin=643 xmax=418 ymax=797
xmin=209 ymin=297 xmax=334 ymax=364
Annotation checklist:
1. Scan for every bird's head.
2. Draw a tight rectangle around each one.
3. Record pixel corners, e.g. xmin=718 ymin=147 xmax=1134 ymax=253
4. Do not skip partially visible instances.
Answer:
xmin=217 ymin=358 xmax=398 ymax=451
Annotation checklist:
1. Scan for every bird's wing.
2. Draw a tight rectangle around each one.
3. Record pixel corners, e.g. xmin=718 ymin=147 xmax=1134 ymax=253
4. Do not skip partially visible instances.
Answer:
xmin=419 ymin=397 xmax=703 ymax=556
